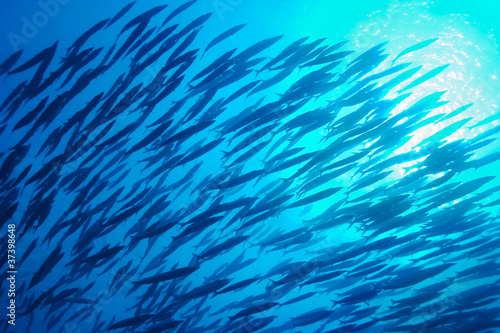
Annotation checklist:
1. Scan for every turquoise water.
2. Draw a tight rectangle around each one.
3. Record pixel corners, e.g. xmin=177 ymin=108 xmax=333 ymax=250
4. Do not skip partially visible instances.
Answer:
xmin=1 ymin=1 xmax=500 ymax=332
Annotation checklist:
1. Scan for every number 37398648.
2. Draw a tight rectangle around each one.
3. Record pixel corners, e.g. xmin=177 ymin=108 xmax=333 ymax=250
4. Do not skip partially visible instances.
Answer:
xmin=7 ymin=224 xmax=15 ymax=263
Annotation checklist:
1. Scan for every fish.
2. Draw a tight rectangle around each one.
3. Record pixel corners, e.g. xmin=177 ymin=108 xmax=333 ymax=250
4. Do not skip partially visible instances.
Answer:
xmin=214 ymin=277 xmax=259 ymax=295
xmin=132 ymin=266 xmax=199 ymax=284
xmin=291 ymin=308 xmax=335 ymax=327
xmin=233 ymin=35 xmax=284 ymax=62
xmin=174 ymin=279 xmax=231 ymax=301
xmin=398 ymin=63 xmax=450 ymax=92
xmin=278 ymin=292 xmax=316 ymax=308
xmin=107 ymin=314 xmax=154 ymax=330
xmin=229 ymin=302 xmax=279 ymax=321
xmin=67 ymin=19 xmax=109 ymax=56
xmin=257 ymin=36 xmax=310 ymax=74
xmin=28 ymin=246 xmax=64 ymax=289
xmin=118 ymin=5 xmax=168 ymax=38
xmin=286 ymin=187 xmax=342 ymax=210
xmin=173 ymin=138 xmax=224 ymax=168
xmin=202 ymin=24 xmax=247 ymax=57
xmin=161 ymin=0 xmax=197 ymax=27
xmin=112 ymin=22 xmax=149 ymax=63
xmin=79 ymin=245 xmax=125 ymax=264
xmin=471 ymin=109 xmax=500 ymax=128
xmin=178 ymin=13 xmax=212 ymax=37
xmin=137 ymin=320 xmax=183 ymax=333
xmin=195 ymin=235 xmax=249 ymax=262
xmin=392 ymin=38 xmax=439 ymax=65
xmin=0 ymin=49 xmax=23 ymax=75
xmin=438 ymin=103 xmax=474 ymax=122
xmin=127 ymin=121 xmax=172 ymax=154
xmin=105 ymin=1 xmax=136 ymax=29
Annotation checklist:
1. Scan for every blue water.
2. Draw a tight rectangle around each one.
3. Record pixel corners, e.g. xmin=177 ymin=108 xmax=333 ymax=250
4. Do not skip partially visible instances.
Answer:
xmin=1 ymin=1 xmax=500 ymax=332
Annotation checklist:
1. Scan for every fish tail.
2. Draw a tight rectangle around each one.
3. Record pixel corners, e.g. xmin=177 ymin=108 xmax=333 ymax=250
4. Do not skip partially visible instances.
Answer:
xmin=267 ymin=279 xmax=276 ymax=290
xmin=220 ymin=150 xmax=231 ymax=161
xmin=253 ymin=69 xmax=261 ymax=79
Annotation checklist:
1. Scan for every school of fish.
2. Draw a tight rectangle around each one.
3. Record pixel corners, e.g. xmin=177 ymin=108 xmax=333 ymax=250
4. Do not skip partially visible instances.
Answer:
xmin=1 ymin=1 xmax=500 ymax=332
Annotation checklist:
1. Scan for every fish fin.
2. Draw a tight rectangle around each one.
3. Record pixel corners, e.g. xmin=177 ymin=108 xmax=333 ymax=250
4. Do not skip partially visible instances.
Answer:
xmin=130 ymin=235 xmax=140 ymax=242
xmin=267 ymin=279 xmax=276 ymax=290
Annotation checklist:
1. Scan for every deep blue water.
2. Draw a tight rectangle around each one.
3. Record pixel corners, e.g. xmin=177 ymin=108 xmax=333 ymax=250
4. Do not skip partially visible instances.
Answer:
xmin=1 ymin=1 xmax=500 ymax=332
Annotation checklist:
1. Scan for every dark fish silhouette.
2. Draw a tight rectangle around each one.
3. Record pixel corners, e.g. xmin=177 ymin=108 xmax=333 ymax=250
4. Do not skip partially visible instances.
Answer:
xmin=107 ymin=314 xmax=153 ymax=330
xmin=392 ymin=37 xmax=439 ymax=64
xmin=229 ymin=302 xmax=279 ymax=321
xmin=29 ymin=246 xmax=64 ymax=289
xmin=0 ymin=49 xmax=23 ymax=75
xmin=105 ymin=1 xmax=136 ymax=29
xmin=66 ymin=19 xmax=109 ymax=57
xmin=118 ymin=5 xmax=168 ymax=38
xmin=132 ymin=266 xmax=199 ymax=284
